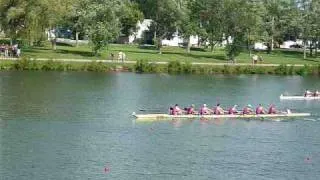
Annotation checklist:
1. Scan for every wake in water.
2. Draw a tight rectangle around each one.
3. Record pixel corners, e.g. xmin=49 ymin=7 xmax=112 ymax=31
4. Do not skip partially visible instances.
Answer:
xmin=303 ymin=118 xmax=318 ymax=122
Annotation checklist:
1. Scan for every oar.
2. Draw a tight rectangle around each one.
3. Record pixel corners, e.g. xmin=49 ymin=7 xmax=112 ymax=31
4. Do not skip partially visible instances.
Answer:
xmin=139 ymin=109 xmax=163 ymax=113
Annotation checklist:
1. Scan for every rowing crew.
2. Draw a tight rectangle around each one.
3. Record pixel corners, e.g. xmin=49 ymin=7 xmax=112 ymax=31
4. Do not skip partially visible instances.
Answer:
xmin=304 ymin=89 xmax=320 ymax=97
xmin=169 ymin=104 xmax=278 ymax=115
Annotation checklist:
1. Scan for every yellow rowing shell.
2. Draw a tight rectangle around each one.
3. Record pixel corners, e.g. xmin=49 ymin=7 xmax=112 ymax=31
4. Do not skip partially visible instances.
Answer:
xmin=133 ymin=112 xmax=311 ymax=120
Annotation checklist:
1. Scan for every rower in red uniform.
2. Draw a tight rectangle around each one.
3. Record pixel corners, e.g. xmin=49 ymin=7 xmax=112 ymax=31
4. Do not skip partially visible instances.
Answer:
xmin=228 ymin=105 xmax=238 ymax=114
xmin=314 ymin=90 xmax=319 ymax=97
xmin=173 ymin=104 xmax=183 ymax=115
xmin=200 ymin=104 xmax=211 ymax=115
xmin=186 ymin=104 xmax=196 ymax=114
xmin=242 ymin=104 xmax=253 ymax=115
xmin=256 ymin=104 xmax=266 ymax=114
xmin=213 ymin=104 xmax=224 ymax=115
xmin=268 ymin=104 xmax=277 ymax=114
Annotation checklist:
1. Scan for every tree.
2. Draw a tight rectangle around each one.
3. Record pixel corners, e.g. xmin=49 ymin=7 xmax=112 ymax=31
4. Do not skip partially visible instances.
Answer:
xmin=196 ymin=0 xmax=225 ymax=52
xmin=144 ymin=0 xmax=183 ymax=53
xmin=223 ymin=0 xmax=262 ymax=61
xmin=262 ymin=0 xmax=290 ymax=51
xmin=120 ymin=1 xmax=144 ymax=38
xmin=0 ymin=0 xmax=74 ymax=46
xmin=175 ymin=0 xmax=201 ymax=53
xmin=76 ymin=0 xmax=122 ymax=55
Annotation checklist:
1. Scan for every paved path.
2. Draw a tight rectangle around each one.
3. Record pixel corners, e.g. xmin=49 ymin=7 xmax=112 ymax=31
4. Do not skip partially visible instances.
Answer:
xmin=0 ymin=57 xmax=308 ymax=67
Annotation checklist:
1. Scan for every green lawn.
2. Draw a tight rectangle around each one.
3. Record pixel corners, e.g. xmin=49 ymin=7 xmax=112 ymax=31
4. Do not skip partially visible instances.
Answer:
xmin=21 ymin=43 xmax=320 ymax=65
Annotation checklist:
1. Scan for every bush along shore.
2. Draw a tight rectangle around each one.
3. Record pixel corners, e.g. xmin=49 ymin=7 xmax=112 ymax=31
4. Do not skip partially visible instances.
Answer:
xmin=0 ymin=58 xmax=320 ymax=76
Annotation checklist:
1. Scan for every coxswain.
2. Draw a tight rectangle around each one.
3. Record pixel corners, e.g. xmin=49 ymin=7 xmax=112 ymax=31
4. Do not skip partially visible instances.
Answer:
xmin=304 ymin=89 xmax=312 ymax=97
xmin=256 ymin=104 xmax=266 ymax=114
xmin=243 ymin=104 xmax=253 ymax=115
xmin=200 ymin=104 xmax=210 ymax=115
xmin=228 ymin=105 xmax=238 ymax=114
xmin=173 ymin=104 xmax=183 ymax=115
xmin=268 ymin=104 xmax=277 ymax=114
xmin=213 ymin=104 xmax=224 ymax=115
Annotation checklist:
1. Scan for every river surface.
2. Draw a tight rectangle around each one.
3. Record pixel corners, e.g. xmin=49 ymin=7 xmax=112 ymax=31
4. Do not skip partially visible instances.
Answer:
xmin=0 ymin=72 xmax=319 ymax=180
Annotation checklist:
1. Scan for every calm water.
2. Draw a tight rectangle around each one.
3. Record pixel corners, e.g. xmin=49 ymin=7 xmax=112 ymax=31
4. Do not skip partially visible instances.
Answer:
xmin=0 ymin=72 xmax=319 ymax=180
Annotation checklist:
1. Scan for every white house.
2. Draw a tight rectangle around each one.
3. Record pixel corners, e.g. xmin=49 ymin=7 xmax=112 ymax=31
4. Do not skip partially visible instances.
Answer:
xmin=129 ymin=19 xmax=199 ymax=47
xmin=254 ymin=42 xmax=268 ymax=50
xmin=129 ymin=19 xmax=152 ymax=43
xmin=130 ymin=19 xmax=276 ymax=50
xmin=280 ymin=40 xmax=296 ymax=49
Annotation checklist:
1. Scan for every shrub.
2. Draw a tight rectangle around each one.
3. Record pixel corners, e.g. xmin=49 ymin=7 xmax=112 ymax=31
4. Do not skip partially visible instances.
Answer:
xmin=14 ymin=57 xmax=31 ymax=70
xmin=135 ymin=60 xmax=150 ymax=73
xmin=168 ymin=60 xmax=182 ymax=74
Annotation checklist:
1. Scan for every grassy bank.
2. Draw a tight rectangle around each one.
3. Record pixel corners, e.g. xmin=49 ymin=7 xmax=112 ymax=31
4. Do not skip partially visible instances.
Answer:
xmin=1 ymin=58 xmax=320 ymax=76
xmin=20 ymin=43 xmax=320 ymax=65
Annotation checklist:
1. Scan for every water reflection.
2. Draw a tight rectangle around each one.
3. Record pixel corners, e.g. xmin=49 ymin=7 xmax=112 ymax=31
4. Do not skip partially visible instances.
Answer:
xmin=0 ymin=72 xmax=320 ymax=179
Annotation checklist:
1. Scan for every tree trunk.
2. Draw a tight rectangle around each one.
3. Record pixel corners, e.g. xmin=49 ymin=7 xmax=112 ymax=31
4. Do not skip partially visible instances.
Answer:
xmin=157 ymin=37 xmax=162 ymax=54
xmin=186 ymin=36 xmax=191 ymax=53
xmin=303 ymin=40 xmax=307 ymax=59
xmin=310 ymin=41 xmax=313 ymax=57
xmin=315 ymin=37 xmax=319 ymax=57
xmin=75 ymin=31 xmax=79 ymax=47
xmin=271 ymin=16 xmax=275 ymax=51
xmin=52 ymin=38 xmax=57 ymax=50
xmin=247 ymin=31 xmax=251 ymax=57
xmin=210 ymin=30 xmax=214 ymax=52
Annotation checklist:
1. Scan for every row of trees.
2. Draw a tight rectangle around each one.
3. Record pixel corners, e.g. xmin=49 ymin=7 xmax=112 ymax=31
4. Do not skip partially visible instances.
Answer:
xmin=0 ymin=0 xmax=319 ymax=59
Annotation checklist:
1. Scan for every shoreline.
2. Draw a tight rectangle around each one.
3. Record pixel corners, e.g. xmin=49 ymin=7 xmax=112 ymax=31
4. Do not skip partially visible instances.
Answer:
xmin=0 ymin=57 xmax=313 ymax=67
xmin=0 ymin=58 xmax=319 ymax=76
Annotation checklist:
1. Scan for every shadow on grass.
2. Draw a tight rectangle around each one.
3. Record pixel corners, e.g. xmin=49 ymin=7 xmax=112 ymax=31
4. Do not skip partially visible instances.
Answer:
xmin=22 ymin=47 xmax=95 ymax=58
xmin=57 ymin=49 xmax=94 ymax=57
xmin=56 ymin=42 xmax=74 ymax=47
xmin=111 ymin=49 xmax=227 ymax=61
xmin=269 ymin=49 xmax=320 ymax=62
xmin=178 ymin=46 xmax=207 ymax=52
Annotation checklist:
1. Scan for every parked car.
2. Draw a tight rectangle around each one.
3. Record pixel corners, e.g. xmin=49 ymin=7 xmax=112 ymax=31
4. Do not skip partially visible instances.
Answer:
xmin=290 ymin=44 xmax=303 ymax=48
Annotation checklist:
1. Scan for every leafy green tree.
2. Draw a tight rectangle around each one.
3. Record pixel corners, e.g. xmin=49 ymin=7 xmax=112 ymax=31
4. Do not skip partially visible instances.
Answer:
xmin=223 ymin=0 xmax=262 ymax=61
xmin=75 ymin=0 xmax=122 ymax=55
xmin=196 ymin=0 xmax=225 ymax=52
xmin=120 ymin=1 xmax=144 ymax=37
xmin=142 ymin=0 xmax=183 ymax=53
xmin=0 ymin=0 xmax=73 ymax=46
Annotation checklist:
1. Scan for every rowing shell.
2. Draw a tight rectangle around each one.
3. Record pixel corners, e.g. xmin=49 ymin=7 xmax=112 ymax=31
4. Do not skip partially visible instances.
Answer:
xmin=280 ymin=94 xmax=320 ymax=100
xmin=133 ymin=112 xmax=311 ymax=120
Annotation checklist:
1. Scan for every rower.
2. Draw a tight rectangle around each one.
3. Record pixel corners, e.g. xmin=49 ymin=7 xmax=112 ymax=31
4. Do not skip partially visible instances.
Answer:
xmin=314 ymin=90 xmax=319 ymax=97
xmin=228 ymin=105 xmax=238 ymax=114
xmin=200 ymin=104 xmax=210 ymax=115
xmin=304 ymin=89 xmax=312 ymax=97
xmin=243 ymin=104 xmax=253 ymax=115
xmin=256 ymin=104 xmax=266 ymax=114
xmin=173 ymin=104 xmax=183 ymax=115
xmin=169 ymin=106 xmax=174 ymax=115
xmin=213 ymin=103 xmax=224 ymax=115
xmin=186 ymin=104 xmax=196 ymax=115
xmin=268 ymin=104 xmax=277 ymax=114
